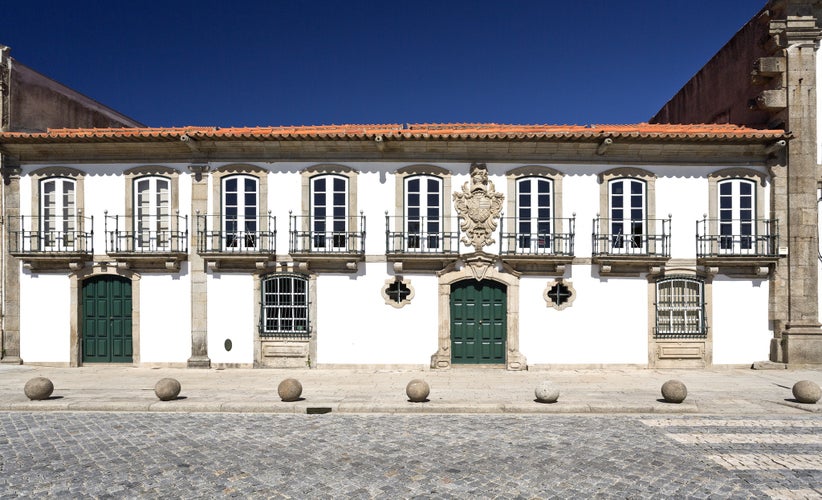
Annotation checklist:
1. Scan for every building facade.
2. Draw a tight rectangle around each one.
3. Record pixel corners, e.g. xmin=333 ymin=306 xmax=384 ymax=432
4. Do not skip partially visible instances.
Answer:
xmin=0 ymin=124 xmax=792 ymax=369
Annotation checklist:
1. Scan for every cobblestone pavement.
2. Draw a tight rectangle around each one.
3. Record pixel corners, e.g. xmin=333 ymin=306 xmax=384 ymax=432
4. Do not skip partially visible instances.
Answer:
xmin=0 ymin=413 xmax=820 ymax=498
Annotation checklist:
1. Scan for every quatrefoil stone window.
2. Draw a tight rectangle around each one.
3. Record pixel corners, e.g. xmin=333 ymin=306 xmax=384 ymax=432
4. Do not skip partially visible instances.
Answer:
xmin=382 ymin=277 xmax=415 ymax=308
xmin=544 ymin=279 xmax=575 ymax=310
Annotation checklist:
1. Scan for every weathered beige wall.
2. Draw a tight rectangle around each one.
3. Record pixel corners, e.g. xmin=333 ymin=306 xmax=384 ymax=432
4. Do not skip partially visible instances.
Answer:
xmin=8 ymin=62 xmax=142 ymax=132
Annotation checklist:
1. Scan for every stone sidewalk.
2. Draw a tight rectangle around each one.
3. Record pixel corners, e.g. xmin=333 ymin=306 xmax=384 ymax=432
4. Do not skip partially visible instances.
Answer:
xmin=0 ymin=364 xmax=820 ymax=415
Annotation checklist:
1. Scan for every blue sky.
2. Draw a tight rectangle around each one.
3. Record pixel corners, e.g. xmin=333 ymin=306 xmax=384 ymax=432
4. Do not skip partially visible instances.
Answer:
xmin=1 ymin=1 xmax=765 ymax=127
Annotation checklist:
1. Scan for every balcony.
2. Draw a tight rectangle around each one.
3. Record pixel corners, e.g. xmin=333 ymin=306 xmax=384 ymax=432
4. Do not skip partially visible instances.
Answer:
xmin=696 ymin=218 xmax=781 ymax=276
xmin=592 ymin=217 xmax=671 ymax=274
xmin=385 ymin=215 xmax=460 ymax=271
xmin=196 ymin=213 xmax=276 ymax=270
xmin=105 ymin=213 xmax=189 ymax=271
xmin=499 ymin=216 xmax=575 ymax=274
xmin=289 ymin=213 xmax=365 ymax=272
xmin=8 ymin=214 xmax=93 ymax=270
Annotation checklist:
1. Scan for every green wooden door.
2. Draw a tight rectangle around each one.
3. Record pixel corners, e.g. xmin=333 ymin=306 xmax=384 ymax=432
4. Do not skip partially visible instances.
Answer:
xmin=82 ymin=276 xmax=133 ymax=363
xmin=450 ymin=279 xmax=506 ymax=364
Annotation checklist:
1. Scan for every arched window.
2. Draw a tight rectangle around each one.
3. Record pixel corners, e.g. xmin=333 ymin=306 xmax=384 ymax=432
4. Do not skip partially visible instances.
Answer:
xmin=311 ymin=174 xmax=348 ymax=250
xmin=609 ymin=178 xmax=646 ymax=250
xmin=516 ymin=177 xmax=553 ymax=252
xmin=133 ymin=176 xmax=171 ymax=250
xmin=40 ymin=177 xmax=77 ymax=250
xmin=655 ymin=276 xmax=706 ymax=339
xmin=223 ymin=174 xmax=258 ymax=249
xmin=718 ymin=178 xmax=755 ymax=253
xmin=260 ymin=274 xmax=309 ymax=338
xmin=405 ymin=175 xmax=442 ymax=250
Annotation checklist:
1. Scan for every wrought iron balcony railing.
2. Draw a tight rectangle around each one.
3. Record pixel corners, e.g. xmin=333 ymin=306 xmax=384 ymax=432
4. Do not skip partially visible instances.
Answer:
xmin=592 ymin=217 xmax=671 ymax=257
xmin=105 ymin=213 xmax=188 ymax=254
xmin=696 ymin=218 xmax=779 ymax=258
xmin=8 ymin=214 xmax=93 ymax=254
xmin=385 ymin=215 xmax=460 ymax=255
xmin=289 ymin=213 xmax=366 ymax=254
xmin=499 ymin=216 xmax=575 ymax=256
xmin=196 ymin=213 xmax=276 ymax=254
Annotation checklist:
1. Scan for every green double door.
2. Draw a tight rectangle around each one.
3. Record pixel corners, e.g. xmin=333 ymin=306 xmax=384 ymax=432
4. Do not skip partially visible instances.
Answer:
xmin=82 ymin=276 xmax=133 ymax=363
xmin=450 ymin=279 xmax=506 ymax=364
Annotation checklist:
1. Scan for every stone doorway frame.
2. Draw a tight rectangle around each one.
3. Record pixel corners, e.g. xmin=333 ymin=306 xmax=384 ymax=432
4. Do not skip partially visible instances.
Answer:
xmin=71 ymin=264 xmax=141 ymax=367
xmin=431 ymin=252 xmax=526 ymax=370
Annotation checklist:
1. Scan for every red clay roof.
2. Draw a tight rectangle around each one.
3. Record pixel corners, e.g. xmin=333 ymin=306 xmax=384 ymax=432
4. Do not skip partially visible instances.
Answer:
xmin=0 ymin=123 xmax=788 ymax=143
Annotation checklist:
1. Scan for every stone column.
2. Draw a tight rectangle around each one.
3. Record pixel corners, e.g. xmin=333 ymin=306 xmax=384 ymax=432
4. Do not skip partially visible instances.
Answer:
xmin=187 ymin=164 xmax=210 ymax=368
xmin=1 ymin=163 xmax=22 ymax=364
xmin=774 ymin=11 xmax=822 ymax=364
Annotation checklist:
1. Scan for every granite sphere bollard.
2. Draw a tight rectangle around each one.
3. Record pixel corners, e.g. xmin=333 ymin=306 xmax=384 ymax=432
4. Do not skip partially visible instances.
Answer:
xmin=534 ymin=380 xmax=560 ymax=403
xmin=24 ymin=377 xmax=54 ymax=401
xmin=278 ymin=378 xmax=303 ymax=402
xmin=661 ymin=379 xmax=687 ymax=403
xmin=406 ymin=379 xmax=430 ymax=402
xmin=154 ymin=378 xmax=181 ymax=401
xmin=792 ymin=380 xmax=821 ymax=404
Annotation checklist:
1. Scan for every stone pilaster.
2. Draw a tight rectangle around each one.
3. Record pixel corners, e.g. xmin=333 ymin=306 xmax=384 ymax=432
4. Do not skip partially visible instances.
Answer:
xmin=772 ymin=9 xmax=822 ymax=364
xmin=1 ymin=162 xmax=22 ymax=364
xmin=187 ymin=163 xmax=210 ymax=368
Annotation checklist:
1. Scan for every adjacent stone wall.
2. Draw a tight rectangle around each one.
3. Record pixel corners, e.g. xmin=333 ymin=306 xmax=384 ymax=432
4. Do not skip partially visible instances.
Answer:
xmin=651 ymin=5 xmax=774 ymax=127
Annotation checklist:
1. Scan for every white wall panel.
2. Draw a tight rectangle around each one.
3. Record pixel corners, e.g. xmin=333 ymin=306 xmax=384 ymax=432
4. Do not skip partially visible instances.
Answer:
xmin=712 ymin=277 xmax=771 ymax=364
xmin=316 ymin=263 xmax=438 ymax=365
xmin=656 ymin=176 xmax=708 ymax=259
xmin=139 ymin=271 xmax=191 ymax=363
xmin=519 ymin=266 xmax=648 ymax=364
xmin=207 ymin=273 xmax=254 ymax=364
xmin=19 ymin=271 xmax=70 ymax=363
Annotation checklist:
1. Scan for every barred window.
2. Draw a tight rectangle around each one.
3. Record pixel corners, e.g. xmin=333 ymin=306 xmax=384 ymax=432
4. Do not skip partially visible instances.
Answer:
xmin=655 ymin=276 xmax=706 ymax=339
xmin=261 ymin=274 xmax=309 ymax=338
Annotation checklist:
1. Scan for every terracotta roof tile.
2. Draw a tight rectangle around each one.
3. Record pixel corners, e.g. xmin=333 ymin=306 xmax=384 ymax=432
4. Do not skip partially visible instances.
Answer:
xmin=0 ymin=123 xmax=788 ymax=143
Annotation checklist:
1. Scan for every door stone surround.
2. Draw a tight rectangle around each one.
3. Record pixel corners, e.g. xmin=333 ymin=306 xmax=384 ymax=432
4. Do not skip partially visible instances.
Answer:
xmin=430 ymin=252 xmax=526 ymax=370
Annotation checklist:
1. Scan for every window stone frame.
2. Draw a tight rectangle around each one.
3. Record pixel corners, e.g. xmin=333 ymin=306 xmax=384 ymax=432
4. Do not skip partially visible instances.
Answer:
xmin=210 ymin=164 xmax=269 ymax=220
xmin=124 ymin=166 xmax=181 ymax=233
xmin=505 ymin=166 xmax=565 ymax=254
xmin=29 ymin=167 xmax=86 ymax=232
xmin=393 ymin=164 xmax=452 ymax=235
xmin=381 ymin=276 xmax=415 ymax=308
xmin=647 ymin=269 xmax=713 ymax=368
xmin=707 ymin=168 xmax=768 ymax=237
xmin=253 ymin=269 xmax=317 ymax=368
xmin=300 ymin=164 xmax=358 ymax=229
xmin=598 ymin=167 xmax=656 ymax=222
xmin=543 ymin=278 xmax=575 ymax=310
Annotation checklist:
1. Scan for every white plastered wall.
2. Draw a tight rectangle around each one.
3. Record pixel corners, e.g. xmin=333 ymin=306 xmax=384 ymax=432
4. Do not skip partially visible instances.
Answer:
xmin=19 ymin=271 xmax=71 ymax=363
xmin=207 ymin=273 xmax=254 ymax=365
xmin=139 ymin=271 xmax=191 ymax=364
xmin=712 ymin=277 xmax=770 ymax=364
xmin=519 ymin=267 xmax=649 ymax=365
xmin=316 ymin=263 xmax=438 ymax=365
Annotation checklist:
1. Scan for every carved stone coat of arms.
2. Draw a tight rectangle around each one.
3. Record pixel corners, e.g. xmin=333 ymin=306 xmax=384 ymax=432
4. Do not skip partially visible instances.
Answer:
xmin=453 ymin=163 xmax=504 ymax=250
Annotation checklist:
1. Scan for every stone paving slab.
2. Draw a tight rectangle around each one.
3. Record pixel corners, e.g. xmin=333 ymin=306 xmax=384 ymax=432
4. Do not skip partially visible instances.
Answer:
xmin=0 ymin=364 xmax=820 ymax=415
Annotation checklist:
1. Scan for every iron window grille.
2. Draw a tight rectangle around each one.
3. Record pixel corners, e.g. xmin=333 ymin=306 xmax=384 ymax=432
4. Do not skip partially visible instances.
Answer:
xmin=260 ymin=274 xmax=310 ymax=338
xmin=654 ymin=276 xmax=706 ymax=339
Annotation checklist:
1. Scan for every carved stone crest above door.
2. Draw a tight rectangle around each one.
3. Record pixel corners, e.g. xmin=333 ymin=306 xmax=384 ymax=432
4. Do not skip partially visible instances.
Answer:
xmin=453 ymin=163 xmax=504 ymax=250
